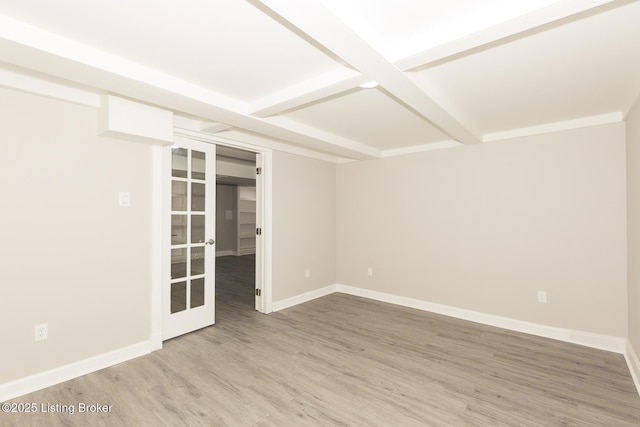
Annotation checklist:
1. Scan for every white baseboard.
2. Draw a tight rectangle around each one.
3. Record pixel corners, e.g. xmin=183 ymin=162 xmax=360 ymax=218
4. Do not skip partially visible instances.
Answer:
xmin=335 ymin=284 xmax=626 ymax=354
xmin=272 ymin=284 xmax=337 ymax=312
xmin=271 ymin=283 xmax=627 ymax=355
xmin=0 ymin=340 xmax=153 ymax=402
xmin=626 ymin=341 xmax=640 ymax=396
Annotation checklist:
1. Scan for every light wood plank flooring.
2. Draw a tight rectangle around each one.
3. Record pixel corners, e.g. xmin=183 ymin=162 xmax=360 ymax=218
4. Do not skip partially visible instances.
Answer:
xmin=3 ymin=256 xmax=640 ymax=426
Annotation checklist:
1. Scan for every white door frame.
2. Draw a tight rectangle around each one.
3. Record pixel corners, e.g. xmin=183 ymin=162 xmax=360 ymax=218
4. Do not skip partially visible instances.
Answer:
xmin=150 ymin=130 xmax=273 ymax=350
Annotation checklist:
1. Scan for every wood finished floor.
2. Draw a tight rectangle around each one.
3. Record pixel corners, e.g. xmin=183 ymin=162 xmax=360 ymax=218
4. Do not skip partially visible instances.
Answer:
xmin=3 ymin=255 xmax=640 ymax=426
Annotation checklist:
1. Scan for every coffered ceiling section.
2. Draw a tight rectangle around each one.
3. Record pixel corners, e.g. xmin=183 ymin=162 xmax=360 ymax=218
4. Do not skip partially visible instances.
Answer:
xmin=416 ymin=0 xmax=640 ymax=139
xmin=281 ymin=88 xmax=450 ymax=151
xmin=0 ymin=0 xmax=639 ymax=161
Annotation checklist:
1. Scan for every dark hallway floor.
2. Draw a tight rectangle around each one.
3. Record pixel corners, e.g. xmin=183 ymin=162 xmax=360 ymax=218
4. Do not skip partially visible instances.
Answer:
xmin=215 ymin=254 xmax=255 ymax=321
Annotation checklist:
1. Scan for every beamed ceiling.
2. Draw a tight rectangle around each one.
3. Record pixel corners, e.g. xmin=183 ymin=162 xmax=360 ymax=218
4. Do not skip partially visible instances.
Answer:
xmin=0 ymin=0 xmax=639 ymax=161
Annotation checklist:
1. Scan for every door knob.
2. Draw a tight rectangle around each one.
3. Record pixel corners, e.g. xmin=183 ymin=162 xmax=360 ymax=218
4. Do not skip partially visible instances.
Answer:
xmin=205 ymin=239 xmax=215 ymax=245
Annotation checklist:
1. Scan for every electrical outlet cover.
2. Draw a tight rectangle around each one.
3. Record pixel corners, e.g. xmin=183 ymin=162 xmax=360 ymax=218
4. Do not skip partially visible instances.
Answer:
xmin=35 ymin=323 xmax=48 ymax=341
xmin=538 ymin=291 xmax=547 ymax=303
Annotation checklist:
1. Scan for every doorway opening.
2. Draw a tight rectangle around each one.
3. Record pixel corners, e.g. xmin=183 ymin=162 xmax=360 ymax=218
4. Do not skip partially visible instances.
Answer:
xmin=215 ymin=146 xmax=258 ymax=321
xmin=156 ymin=133 xmax=271 ymax=344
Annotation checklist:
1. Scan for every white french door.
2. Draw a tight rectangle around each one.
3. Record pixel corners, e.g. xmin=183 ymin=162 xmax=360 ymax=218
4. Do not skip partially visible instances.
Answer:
xmin=163 ymin=137 xmax=216 ymax=340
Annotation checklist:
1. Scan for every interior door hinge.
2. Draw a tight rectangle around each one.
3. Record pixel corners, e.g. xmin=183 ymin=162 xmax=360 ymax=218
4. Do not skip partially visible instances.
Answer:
xmin=256 ymin=228 xmax=262 ymax=236
xmin=256 ymin=167 xmax=262 ymax=175
xmin=256 ymin=288 xmax=262 ymax=296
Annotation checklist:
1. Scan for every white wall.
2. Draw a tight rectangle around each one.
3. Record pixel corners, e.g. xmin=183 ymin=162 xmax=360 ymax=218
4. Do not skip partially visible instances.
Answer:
xmin=337 ymin=123 xmax=627 ymax=337
xmin=627 ymin=102 xmax=640 ymax=351
xmin=0 ymin=87 xmax=153 ymax=383
xmin=272 ymin=151 xmax=336 ymax=302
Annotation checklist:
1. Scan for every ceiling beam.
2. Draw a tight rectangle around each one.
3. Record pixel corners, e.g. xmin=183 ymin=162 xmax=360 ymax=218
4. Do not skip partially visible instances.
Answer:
xmin=199 ymin=122 xmax=232 ymax=133
xmin=253 ymin=0 xmax=481 ymax=145
xmin=0 ymin=64 xmax=101 ymax=108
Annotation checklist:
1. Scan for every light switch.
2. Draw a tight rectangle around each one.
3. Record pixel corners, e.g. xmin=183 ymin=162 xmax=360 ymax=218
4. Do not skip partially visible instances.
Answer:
xmin=119 ymin=192 xmax=131 ymax=207
xmin=225 ymin=209 xmax=233 ymax=220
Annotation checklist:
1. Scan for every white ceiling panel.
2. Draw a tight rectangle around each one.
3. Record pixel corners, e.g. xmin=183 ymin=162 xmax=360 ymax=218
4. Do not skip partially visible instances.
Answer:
xmin=318 ymin=0 xmax=560 ymax=62
xmin=416 ymin=1 xmax=640 ymax=136
xmin=0 ymin=0 xmax=347 ymax=103
xmin=282 ymin=88 xmax=449 ymax=150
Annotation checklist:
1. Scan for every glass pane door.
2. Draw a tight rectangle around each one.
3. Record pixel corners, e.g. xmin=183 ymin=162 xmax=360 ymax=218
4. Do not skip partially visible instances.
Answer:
xmin=163 ymin=139 xmax=216 ymax=340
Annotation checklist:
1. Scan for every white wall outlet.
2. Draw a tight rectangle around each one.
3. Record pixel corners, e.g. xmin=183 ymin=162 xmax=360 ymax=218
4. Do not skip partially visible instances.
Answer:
xmin=35 ymin=323 xmax=48 ymax=341
xmin=367 ymin=267 xmax=373 ymax=277
xmin=538 ymin=291 xmax=547 ymax=303
xmin=305 ymin=268 xmax=311 ymax=278
xmin=118 ymin=192 xmax=131 ymax=207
